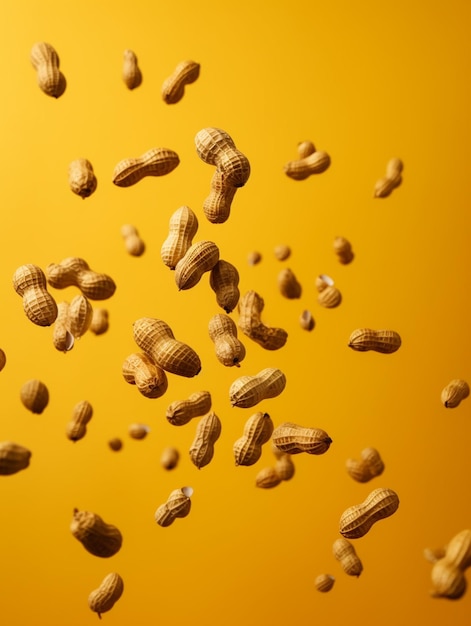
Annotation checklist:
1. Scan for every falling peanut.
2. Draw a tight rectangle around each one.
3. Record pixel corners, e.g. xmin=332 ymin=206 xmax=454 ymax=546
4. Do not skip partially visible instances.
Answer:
xmin=88 ymin=572 xmax=124 ymax=618
xmin=346 ymin=447 xmax=385 ymax=483
xmin=278 ymin=268 xmax=302 ymax=299
xmin=247 ymin=251 xmax=262 ymax=266
xmin=112 ymin=147 xmax=180 ymax=187
xmin=70 ymin=508 xmax=123 ymax=557
xmin=90 ymin=308 xmax=109 ymax=335
xmin=13 ymin=264 xmax=58 ymax=327
xmin=160 ymin=446 xmax=179 ymax=470
xmin=299 ymin=310 xmax=315 ymax=331
xmin=274 ymin=244 xmax=291 ymax=261
xmin=272 ymin=422 xmax=332 ymax=455
xmin=195 ymin=127 xmax=251 ymax=188
xmin=348 ymin=328 xmax=402 ymax=354
xmin=161 ymin=205 xmax=199 ymax=270
xmin=68 ymin=159 xmax=97 ymax=199
xmin=333 ymin=538 xmax=363 ymax=577
xmin=166 ymin=390 xmax=211 ymax=426
xmin=0 ymin=441 xmax=32 ymax=475
xmin=429 ymin=529 xmax=471 ymax=599
xmin=154 ymin=486 xmax=193 ymax=527
xmin=229 ymin=367 xmax=286 ymax=408
xmin=255 ymin=466 xmax=282 ymax=489
xmin=314 ymin=574 xmax=335 ymax=593
xmin=30 ymin=41 xmax=66 ymax=98
xmin=202 ymin=168 xmax=238 ymax=223
xmin=122 ymin=352 xmax=168 ymax=399
xmin=374 ymin=157 xmax=403 ymax=198
xmin=441 ymin=379 xmax=470 ymax=408
xmin=122 ymin=49 xmax=142 ymax=89
xmin=316 ymin=274 xmax=342 ymax=308
xmin=65 ymin=400 xmax=93 ymax=442
xmin=339 ymin=487 xmax=400 ymax=539
xmin=46 ymin=257 xmax=116 ymax=300
xmin=238 ymin=290 xmax=288 ymax=350
xmin=121 ymin=224 xmax=145 ymax=256
xmin=20 ymin=379 xmax=49 ymax=414
xmin=174 ymin=240 xmax=220 ymax=290
xmin=233 ymin=412 xmax=274 ymax=466
xmin=67 ymin=294 xmax=93 ymax=339
xmin=189 ymin=411 xmax=222 ymax=469
xmin=128 ymin=423 xmax=150 ymax=440
xmin=108 ymin=438 xmax=123 ymax=452
xmin=334 ymin=236 xmax=354 ymax=264
xmin=208 ymin=314 xmax=246 ymax=367
xmin=284 ymin=141 xmax=331 ymax=180
xmin=52 ymin=301 xmax=74 ymax=352
xmin=209 ymin=259 xmax=240 ymax=313
xmin=162 ymin=60 xmax=200 ymax=104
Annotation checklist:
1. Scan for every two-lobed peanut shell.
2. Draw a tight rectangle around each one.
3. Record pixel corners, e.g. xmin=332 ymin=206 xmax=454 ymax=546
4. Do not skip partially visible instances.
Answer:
xmin=70 ymin=508 xmax=123 ymax=557
xmin=272 ymin=422 xmax=332 ymax=455
xmin=238 ymin=290 xmax=288 ymax=350
xmin=161 ymin=205 xmax=199 ymax=270
xmin=348 ymin=328 xmax=402 ymax=354
xmin=209 ymin=314 xmax=246 ymax=367
xmin=229 ymin=368 xmax=286 ymax=408
xmin=189 ymin=411 xmax=222 ymax=469
xmin=210 ymin=259 xmax=240 ymax=313
xmin=339 ymin=487 xmax=400 ymax=539
xmin=68 ymin=159 xmax=97 ymax=199
xmin=122 ymin=352 xmax=168 ymax=399
xmin=13 ymin=264 xmax=58 ymax=327
xmin=162 ymin=60 xmax=200 ymax=104
xmin=112 ymin=147 xmax=180 ymax=187
xmin=174 ymin=240 xmax=220 ymax=290
xmin=166 ymin=390 xmax=211 ymax=426
xmin=30 ymin=41 xmax=66 ymax=98
xmin=88 ymin=572 xmax=124 ymax=618
xmin=233 ymin=412 xmax=274 ymax=466
xmin=441 ymin=379 xmax=470 ymax=408
xmin=154 ymin=486 xmax=193 ymax=527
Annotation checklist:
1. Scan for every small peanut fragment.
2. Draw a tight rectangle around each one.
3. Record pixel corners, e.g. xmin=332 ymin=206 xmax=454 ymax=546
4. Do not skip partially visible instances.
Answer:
xmin=154 ymin=486 xmax=193 ymax=527
xmin=229 ymin=367 xmax=286 ymax=408
xmin=233 ymin=412 xmax=274 ymax=466
xmin=429 ymin=529 xmax=471 ymax=599
xmin=195 ymin=127 xmax=251 ymax=188
xmin=348 ymin=328 xmax=402 ymax=354
xmin=160 ymin=446 xmax=179 ymax=470
xmin=90 ymin=308 xmax=109 ymax=335
xmin=209 ymin=259 xmax=240 ymax=313
xmin=122 ymin=352 xmax=168 ymax=399
xmin=66 ymin=400 xmax=93 ymax=442
xmin=161 ymin=205 xmax=199 ymax=270
xmin=209 ymin=314 xmax=246 ymax=367
xmin=68 ymin=159 xmax=97 ymax=199
xmin=238 ymin=290 xmax=288 ymax=350
xmin=334 ymin=236 xmax=354 ymax=264
xmin=316 ymin=274 xmax=342 ymax=308
xmin=174 ymin=240 xmax=220 ymax=290
xmin=278 ymin=268 xmax=302 ymax=299
xmin=88 ymin=572 xmax=124 ymax=618
xmin=0 ymin=349 xmax=6 ymax=371
xmin=202 ymin=168 xmax=238 ymax=223
xmin=274 ymin=244 xmax=291 ymax=261
xmin=314 ymin=574 xmax=335 ymax=593
xmin=299 ymin=310 xmax=315 ymax=331
xmin=346 ymin=447 xmax=385 ymax=483
xmin=121 ymin=224 xmax=145 ymax=256
xmin=374 ymin=157 xmax=403 ymax=198
xmin=30 ymin=42 xmax=66 ymax=98
xmin=52 ymin=301 xmax=74 ymax=352
xmin=108 ymin=438 xmax=123 ymax=452
xmin=247 ymin=251 xmax=262 ymax=266
xmin=284 ymin=141 xmax=331 ymax=180
xmin=166 ymin=390 xmax=212 ymax=426
xmin=70 ymin=508 xmax=123 ymax=557
xmin=272 ymin=422 xmax=332 ymax=455
xmin=162 ymin=60 xmax=200 ymax=104
xmin=441 ymin=379 xmax=470 ymax=408
xmin=122 ymin=49 xmax=142 ymax=89
xmin=112 ymin=147 xmax=180 ymax=187
xmin=128 ymin=423 xmax=150 ymax=440
xmin=333 ymin=538 xmax=363 ymax=577
xmin=46 ymin=257 xmax=116 ymax=300
xmin=339 ymin=487 xmax=400 ymax=539
xmin=67 ymin=294 xmax=93 ymax=339
xmin=189 ymin=411 xmax=222 ymax=469
xmin=0 ymin=441 xmax=32 ymax=475
xmin=13 ymin=264 xmax=58 ymax=327
xmin=20 ymin=379 xmax=49 ymax=414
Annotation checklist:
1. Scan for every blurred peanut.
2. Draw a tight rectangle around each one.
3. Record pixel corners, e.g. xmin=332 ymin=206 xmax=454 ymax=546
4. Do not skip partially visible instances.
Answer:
xmin=160 ymin=446 xmax=179 ymax=470
xmin=229 ymin=367 xmax=286 ymax=408
xmin=90 ymin=308 xmax=109 ymax=335
xmin=272 ymin=422 xmax=332 ymax=455
xmin=161 ymin=60 xmax=200 ymax=104
xmin=424 ymin=546 xmax=447 ymax=564
xmin=122 ymin=352 xmax=168 ymax=399
xmin=70 ymin=508 xmax=123 ymax=557
xmin=121 ymin=224 xmax=145 ymax=256
xmin=348 ymin=328 xmax=402 ymax=354
xmin=278 ymin=268 xmax=302 ymax=299
xmin=209 ymin=314 xmax=246 ymax=367
xmin=112 ymin=147 xmax=180 ymax=187
xmin=133 ymin=317 xmax=201 ymax=377
xmin=297 ymin=141 xmax=316 ymax=159
xmin=247 ymin=251 xmax=262 ymax=266
xmin=346 ymin=447 xmax=385 ymax=483
xmin=189 ymin=411 xmax=222 ymax=469
xmin=274 ymin=452 xmax=295 ymax=481
xmin=441 ymin=379 xmax=470 ymax=408
xmin=209 ymin=259 xmax=240 ymax=313
xmin=233 ymin=411 xmax=274 ymax=466
xmin=30 ymin=41 xmax=66 ymax=98
xmin=195 ymin=127 xmax=251 ymax=188
xmin=339 ymin=487 xmax=400 ymax=539
xmin=20 ymin=379 xmax=49 ymax=414
xmin=284 ymin=142 xmax=331 ymax=180
xmin=0 ymin=349 xmax=6 ymax=371
xmin=108 ymin=438 xmax=123 ymax=452
xmin=52 ymin=301 xmax=74 ymax=352
xmin=88 ymin=572 xmax=124 ymax=619
xmin=68 ymin=159 xmax=97 ymax=199
xmin=161 ymin=205 xmax=199 ymax=270
xmin=255 ymin=466 xmax=282 ymax=489
xmin=174 ymin=240 xmax=220 ymax=290
xmin=0 ymin=441 xmax=32 ymax=475
xmin=128 ymin=423 xmax=150 ymax=440
xmin=374 ymin=157 xmax=403 ymax=198
xmin=316 ymin=274 xmax=342 ymax=308
xmin=67 ymin=294 xmax=93 ymax=338
xmin=333 ymin=538 xmax=363 ymax=577
xmin=66 ymin=400 xmax=93 ymax=442
xmin=13 ymin=264 xmax=58 ymax=327
xmin=166 ymin=390 xmax=211 ymax=426
xmin=274 ymin=244 xmax=291 ymax=261
xmin=334 ymin=236 xmax=354 ymax=264
xmin=430 ymin=529 xmax=471 ymax=599
xmin=203 ymin=168 xmax=238 ymax=223
xmin=154 ymin=486 xmax=193 ymax=527
xmin=314 ymin=574 xmax=335 ymax=593
xmin=46 ymin=257 xmax=116 ymax=300
xmin=238 ymin=290 xmax=288 ymax=350
xmin=122 ymin=49 xmax=142 ymax=89
xmin=299 ymin=309 xmax=315 ymax=331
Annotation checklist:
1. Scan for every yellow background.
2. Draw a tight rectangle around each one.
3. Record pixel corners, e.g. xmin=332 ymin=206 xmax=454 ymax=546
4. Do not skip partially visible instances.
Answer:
xmin=1 ymin=1 xmax=470 ymax=624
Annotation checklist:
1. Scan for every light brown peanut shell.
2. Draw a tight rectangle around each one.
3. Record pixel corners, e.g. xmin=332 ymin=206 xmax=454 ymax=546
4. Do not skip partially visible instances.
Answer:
xmin=348 ymin=328 xmax=401 ymax=354
xmin=112 ymin=147 xmax=180 ymax=187
xmin=52 ymin=301 xmax=74 ymax=352
xmin=70 ymin=508 xmax=123 ymax=557
xmin=68 ymin=159 xmax=97 ymax=198
xmin=13 ymin=263 xmax=58 ymax=326
xmin=121 ymin=224 xmax=145 ymax=256
xmin=314 ymin=574 xmax=335 ymax=593
xmin=238 ymin=290 xmax=288 ymax=350
xmin=128 ymin=423 xmax=150 ymax=439
xmin=195 ymin=127 xmax=251 ymax=188
xmin=46 ymin=257 xmax=116 ymax=300
xmin=339 ymin=487 xmax=400 ymax=539
xmin=284 ymin=150 xmax=331 ymax=180
xmin=346 ymin=447 xmax=385 ymax=483
xmin=255 ymin=466 xmax=282 ymax=489
xmin=154 ymin=487 xmax=193 ymax=527
xmin=229 ymin=367 xmax=286 ymax=408
xmin=189 ymin=411 xmax=222 ymax=469
xmin=299 ymin=310 xmax=315 ymax=331
xmin=333 ymin=537 xmax=363 ymax=576
xmin=233 ymin=412 xmax=274 ymax=466
xmin=161 ymin=205 xmax=199 ymax=270
xmin=30 ymin=41 xmax=66 ymax=98
xmin=67 ymin=294 xmax=93 ymax=338
xmin=122 ymin=49 xmax=142 ymax=89
xmin=88 ymin=572 xmax=124 ymax=618
xmin=0 ymin=441 xmax=32 ymax=475
xmin=272 ymin=422 xmax=332 ymax=455
xmin=90 ymin=308 xmax=109 ymax=335
xmin=166 ymin=390 xmax=211 ymax=426
xmin=174 ymin=240 xmax=220 ymax=290
xmin=160 ymin=447 xmax=179 ymax=470
xmin=209 ymin=314 xmax=246 ymax=367
xmin=203 ymin=168 xmax=238 ymax=223
xmin=122 ymin=352 xmax=169 ymax=399
xmin=66 ymin=400 xmax=93 ymax=442
xmin=278 ymin=268 xmax=302 ymax=299
xmin=162 ymin=60 xmax=200 ymax=104
xmin=209 ymin=259 xmax=240 ymax=313
xmin=441 ymin=379 xmax=470 ymax=408
xmin=20 ymin=379 xmax=49 ymax=414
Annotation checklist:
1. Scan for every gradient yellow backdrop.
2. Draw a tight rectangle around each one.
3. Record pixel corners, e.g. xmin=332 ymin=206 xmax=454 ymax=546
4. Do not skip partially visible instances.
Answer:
xmin=1 ymin=1 xmax=470 ymax=624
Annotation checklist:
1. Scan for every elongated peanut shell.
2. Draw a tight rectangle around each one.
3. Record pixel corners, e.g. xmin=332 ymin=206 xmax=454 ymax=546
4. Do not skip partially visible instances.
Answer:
xmin=189 ymin=411 xmax=222 ymax=469
xmin=272 ymin=422 xmax=332 ymax=455
xmin=284 ymin=150 xmax=331 ymax=180
xmin=238 ymin=290 xmax=288 ymax=350
xmin=209 ymin=314 xmax=246 ymax=367
xmin=122 ymin=49 xmax=142 ymax=89
xmin=70 ymin=508 xmax=123 ymax=557
xmin=30 ymin=42 xmax=66 ymax=98
xmin=88 ymin=572 xmax=124 ymax=618
xmin=160 ymin=447 xmax=179 ymax=470
xmin=154 ymin=487 xmax=193 ymax=527
xmin=46 ymin=257 xmax=116 ymax=300
xmin=122 ymin=352 xmax=168 ymax=399
xmin=229 ymin=368 xmax=286 ymax=408
xmin=161 ymin=205 xmax=199 ymax=270
xmin=174 ymin=240 xmax=220 ymax=290
xmin=299 ymin=310 xmax=315 ymax=331
xmin=67 ymin=294 xmax=93 ymax=338
xmin=339 ymin=487 xmax=400 ymax=539
xmin=13 ymin=264 xmax=58 ymax=326
xmin=348 ymin=328 xmax=401 ymax=353
xmin=314 ymin=574 xmax=335 ymax=592
xmin=0 ymin=441 xmax=32 ymax=475
xmin=255 ymin=466 xmax=282 ymax=489
xmin=203 ymin=168 xmax=238 ymax=223
xmin=209 ymin=260 xmax=240 ymax=313
xmin=128 ymin=423 xmax=150 ymax=439
xmin=66 ymin=400 xmax=93 ymax=442
xmin=278 ymin=268 xmax=302 ymax=299
xmin=121 ymin=224 xmax=145 ymax=256
xmin=52 ymin=301 xmax=74 ymax=352
xmin=334 ymin=236 xmax=354 ymax=264
xmin=430 ymin=560 xmax=466 ymax=599
xmin=346 ymin=447 xmax=385 ymax=483
xmin=441 ymin=379 xmax=470 ymax=408
xmin=68 ymin=159 xmax=97 ymax=198
xmin=90 ymin=308 xmax=109 ymax=335
xmin=233 ymin=412 xmax=274 ymax=466
xmin=333 ymin=538 xmax=363 ymax=576
xmin=166 ymin=390 xmax=212 ymax=426
xmin=195 ymin=127 xmax=251 ymax=188
xmin=162 ymin=60 xmax=200 ymax=104
xmin=20 ymin=379 xmax=49 ymax=414
xmin=112 ymin=147 xmax=179 ymax=187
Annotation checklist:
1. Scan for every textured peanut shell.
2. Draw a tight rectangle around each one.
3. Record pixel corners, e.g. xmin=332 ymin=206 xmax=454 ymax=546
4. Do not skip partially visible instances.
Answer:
xmin=284 ymin=150 xmax=331 ymax=180
xmin=174 ymin=240 xmax=220 ymax=290
xmin=314 ymin=574 xmax=335 ymax=593
xmin=208 ymin=314 xmax=246 ymax=367
xmin=278 ymin=268 xmax=302 ymax=299
xmin=20 ymin=379 xmax=49 ymax=414
xmin=189 ymin=411 xmax=222 ymax=469
xmin=203 ymin=169 xmax=238 ymax=223
xmin=0 ymin=441 xmax=32 ymax=475
xmin=162 ymin=60 xmax=200 ymax=104
xmin=430 ymin=560 xmax=467 ymax=599
xmin=166 ymin=390 xmax=212 ymax=426
xmin=229 ymin=368 xmax=286 ymax=408
xmin=68 ymin=159 xmax=97 ymax=198
xmin=13 ymin=264 xmax=58 ymax=326
xmin=233 ymin=412 xmax=274 ymax=466
xmin=30 ymin=42 xmax=66 ymax=98
xmin=161 ymin=205 xmax=199 ymax=270
xmin=70 ymin=508 xmax=123 ymax=557
xmin=122 ymin=352 xmax=168 ymax=399
xmin=255 ymin=466 xmax=282 ymax=489
xmin=441 ymin=379 xmax=470 ymax=408
xmin=112 ymin=147 xmax=180 ymax=187
xmin=333 ymin=538 xmax=363 ymax=577
xmin=67 ymin=294 xmax=93 ymax=338
xmin=195 ymin=127 xmax=251 ymax=188
xmin=346 ymin=447 xmax=385 ymax=483
xmin=339 ymin=487 xmax=400 ymax=539
xmin=88 ymin=572 xmax=124 ymax=618
xmin=46 ymin=257 xmax=116 ymax=300
xmin=209 ymin=260 xmax=240 ymax=313
xmin=52 ymin=301 xmax=74 ymax=352
xmin=122 ymin=49 xmax=142 ymax=89
xmin=154 ymin=487 xmax=193 ymax=527
xmin=238 ymin=290 xmax=288 ymax=350
xmin=317 ymin=285 xmax=342 ymax=308
xmin=348 ymin=328 xmax=402 ymax=354
xmin=66 ymin=400 xmax=93 ymax=442
xmin=274 ymin=244 xmax=291 ymax=261
xmin=272 ymin=422 xmax=332 ymax=455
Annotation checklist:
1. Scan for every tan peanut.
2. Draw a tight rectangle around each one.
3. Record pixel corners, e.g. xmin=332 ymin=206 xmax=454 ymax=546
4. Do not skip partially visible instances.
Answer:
xmin=203 ymin=168 xmax=238 ymax=223
xmin=424 ymin=546 xmax=447 ymax=564
xmin=274 ymin=244 xmax=291 ymax=261
xmin=0 ymin=348 xmax=6 ymax=371
xmin=52 ymin=301 xmax=74 ymax=352
xmin=334 ymin=236 xmax=354 ymax=264
xmin=430 ymin=529 xmax=471 ymax=599
xmin=339 ymin=487 xmax=400 ymax=539
xmin=13 ymin=264 xmax=58 ymax=327
xmin=30 ymin=42 xmax=66 ymax=98
xmin=122 ymin=352 xmax=168 ymax=399
xmin=121 ymin=224 xmax=145 ymax=256
xmin=209 ymin=314 xmax=246 ymax=367
xmin=67 ymin=294 xmax=93 ymax=339
xmin=0 ymin=441 xmax=32 ymax=475
xmin=299 ymin=309 xmax=315 ymax=331
xmin=374 ymin=157 xmax=403 ymax=198
xmin=297 ymin=141 xmax=316 ymax=159
xmin=162 ymin=60 xmax=200 ymax=104
xmin=441 ymin=379 xmax=470 ymax=408
xmin=238 ymin=290 xmax=288 ymax=350
xmin=66 ymin=400 xmax=93 ymax=442
xmin=283 ymin=141 xmax=331 ymax=180
xmin=229 ymin=367 xmax=286 ymax=408
xmin=161 ymin=206 xmax=199 ymax=270
xmin=133 ymin=317 xmax=201 ymax=377
xmin=272 ymin=422 xmax=332 ymax=455
xmin=46 ymin=257 xmax=116 ymax=300
xmin=255 ymin=466 xmax=282 ymax=489
xmin=278 ymin=268 xmax=302 ymax=299
xmin=346 ymin=447 xmax=385 ymax=483
xmin=128 ymin=423 xmax=150 ymax=439
xmin=174 ymin=240 xmax=220 ymax=290
xmin=90 ymin=308 xmax=109 ymax=335
xmin=209 ymin=259 xmax=240 ymax=313
xmin=108 ymin=438 xmax=123 ymax=452
xmin=160 ymin=446 xmax=179 ymax=470
xmin=154 ymin=486 xmax=193 ymax=527
xmin=166 ymin=390 xmax=212 ymax=426
xmin=20 ymin=379 xmax=49 ymax=414
xmin=247 ymin=251 xmax=262 ymax=266
xmin=316 ymin=274 xmax=342 ymax=308
xmin=256 ymin=445 xmax=295 ymax=488
xmin=274 ymin=452 xmax=295 ymax=481
xmin=233 ymin=412 xmax=274 ymax=466
xmin=68 ymin=159 xmax=97 ymax=199
xmin=348 ymin=328 xmax=402 ymax=354
xmin=189 ymin=411 xmax=222 ymax=469
xmin=70 ymin=508 xmax=123 ymax=557
xmin=112 ymin=147 xmax=180 ymax=187
xmin=314 ymin=573 xmax=335 ymax=593
xmin=333 ymin=538 xmax=363 ymax=577
xmin=195 ymin=127 xmax=251 ymax=188
xmin=122 ymin=49 xmax=142 ymax=89
xmin=88 ymin=572 xmax=124 ymax=618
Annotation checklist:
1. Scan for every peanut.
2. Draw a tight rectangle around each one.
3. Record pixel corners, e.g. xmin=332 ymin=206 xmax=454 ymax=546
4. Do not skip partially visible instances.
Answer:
xmin=346 ymin=447 xmax=385 ymax=483
xmin=195 ymin=127 xmax=251 ymax=188
xmin=154 ymin=486 xmax=193 ymax=527
xmin=348 ymin=328 xmax=402 ymax=354
xmin=67 ymin=294 xmax=93 ymax=339
xmin=283 ymin=141 xmax=331 ymax=180
xmin=374 ymin=157 xmax=403 ymax=198
xmin=166 ymin=390 xmax=212 ymax=426
xmin=278 ymin=268 xmax=302 ymax=299
xmin=247 ymin=251 xmax=262 ymax=266
xmin=274 ymin=451 xmax=295 ymax=481
xmin=66 ymin=400 xmax=93 ymax=442
xmin=297 ymin=141 xmax=316 ymax=159
xmin=272 ymin=422 xmax=332 ymax=455
xmin=88 ymin=572 xmax=124 ymax=618
xmin=112 ymin=147 xmax=180 ymax=187
xmin=0 ymin=348 xmax=6 ymax=371
xmin=334 ymin=236 xmax=354 ymax=264
xmin=30 ymin=42 xmax=66 ymax=98
xmin=339 ymin=487 xmax=400 ymax=539
xmin=70 ymin=508 xmax=123 ymax=557
xmin=424 ymin=546 xmax=447 ymax=564
xmin=274 ymin=244 xmax=291 ymax=261
xmin=314 ymin=573 xmax=335 ymax=593
xmin=0 ymin=441 xmax=32 ymax=475
xmin=52 ymin=301 xmax=75 ymax=352
xmin=208 ymin=314 xmax=246 ymax=367
xmin=162 ymin=60 xmax=200 ymax=104
xmin=255 ymin=466 xmax=282 ymax=489
xmin=256 ymin=445 xmax=295 ymax=488
xmin=122 ymin=49 xmax=142 ymax=89
xmin=441 ymin=379 xmax=470 ymax=408
xmin=174 ymin=240 xmax=220 ymax=290
xmin=333 ymin=538 xmax=363 ymax=577
xmin=238 ymin=290 xmax=288 ymax=350
xmin=90 ymin=308 xmax=109 ymax=335
xmin=202 ymin=168 xmax=238 ymax=223
xmin=233 ymin=411 xmax=274 ymax=466
xmin=46 ymin=257 xmax=116 ymax=300
xmin=189 ymin=411 xmax=222 ymax=469
xmin=13 ymin=264 xmax=58 ymax=327
xmin=160 ymin=446 xmax=179 ymax=470
xmin=122 ymin=352 xmax=168 ymax=399
xmin=299 ymin=309 xmax=315 ymax=331
xmin=316 ymin=274 xmax=342 ymax=308
xmin=161 ymin=205 xmax=199 ymax=270
xmin=20 ymin=379 xmax=49 ymax=414
xmin=121 ymin=224 xmax=145 ymax=256
xmin=209 ymin=259 xmax=240 ymax=313
xmin=430 ymin=529 xmax=471 ymax=599
xmin=133 ymin=317 xmax=201 ymax=377
xmin=229 ymin=367 xmax=286 ymax=408
xmin=108 ymin=438 xmax=123 ymax=452
xmin=128 ymin=423 xmax=150 ymax=439
xmin=68 ymin=158 xmax=97 ymax=199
